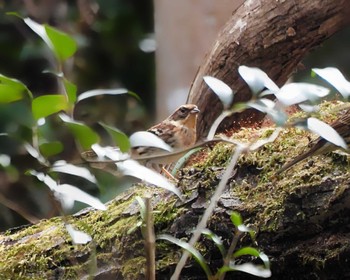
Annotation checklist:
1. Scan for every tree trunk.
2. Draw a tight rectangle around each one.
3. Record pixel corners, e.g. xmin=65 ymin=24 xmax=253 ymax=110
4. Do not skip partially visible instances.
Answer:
xmin=1 ymin=1 xmax=350 ymax=279
xmin=187 ymin=0 xmax=350 ymax=139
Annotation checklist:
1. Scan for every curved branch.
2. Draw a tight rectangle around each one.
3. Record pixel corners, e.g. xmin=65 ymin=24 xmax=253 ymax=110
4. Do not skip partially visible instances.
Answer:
xmin=188 ymin=0 xmax=350 ymax=139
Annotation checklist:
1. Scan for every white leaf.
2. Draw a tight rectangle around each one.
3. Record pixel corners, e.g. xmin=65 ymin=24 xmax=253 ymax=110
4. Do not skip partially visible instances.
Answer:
xmin=276 ymin=83 xmax=330 ymax=106
xmin=52 ymin=161 xmax=97 ymax=184
xmin=313 ymin=67 xmax=350 ymax=98
xmin=129 ymin=131 xmax=172 ymax=152
xmin=23 ymin=18 xmax=53 ymax=50
xmin=307 ymin=117 xmax=347 ymax=149
xmin=0 ymin=154 xmax=10 ymax=167
xmin=247 ymin=99 xmax=275 ymax=112
xmin=228 ymin=262 xmax=271 ymax=278
xmin=238 ymin=66 xmax=279 ymax=94
xmin=203 ymin=76 xmax=234 ymax=108
xmin=207 ymin=111 xmax=232 ymax=140
xmin=77 ymin=88 xmax=128 ymax=102
xmin=298 ymin=103 xmax=318 ymax=113
xmin=66 ymin=224 xmax=92 ymax=244
xmin=91 ymin=144 xmax=129 ymax=161
xmin=30 ymin=171 xmax=57 ymax=190
xmin=116 ymin=159 xmax=181 ymax=198
xmin=55 ymin=184 xmax=107 ymax=210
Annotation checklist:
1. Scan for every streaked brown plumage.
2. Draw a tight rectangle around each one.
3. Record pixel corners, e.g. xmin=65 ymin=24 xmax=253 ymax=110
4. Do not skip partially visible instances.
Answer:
xmin=277 ymin=109 xmax=350 ymax=174
xmin=131 ymin=104 xmax=200 ymax=165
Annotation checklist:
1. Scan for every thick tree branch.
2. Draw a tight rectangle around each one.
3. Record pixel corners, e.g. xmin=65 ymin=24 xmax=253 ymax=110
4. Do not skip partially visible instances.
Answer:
xmin=188 ymin=0 xmax=350 ymax=139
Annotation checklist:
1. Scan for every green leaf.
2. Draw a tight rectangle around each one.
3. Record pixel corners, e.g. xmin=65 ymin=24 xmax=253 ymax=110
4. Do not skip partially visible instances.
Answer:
xmin=201 ymin=229 xmax=226 ymax=258
xmin=100 ymin=122 xmax=130 ymax=152
xmin=233 ymin=247 xmax=260 ymax=258
xmin=44 ymin=25 xmax=77 ymax=61
xmin=157 ymin=234 xmax=213 ymax=278
xmin=171 ymin=147 xmax=202 ymax=176
xmin=230 ymin=211 xmax=243 ymax=227
xmin=63 ymin=79 xmax=77 ymax=104
xmin=0 ymin=74 xmax=32 ymax=103
xmin=59 ymin=114 xmax=100 ymax=150
xmin=39 ymin=141 xmax=63 ymax=157
xmin=32 ymin=95 xmax=68 ymax=120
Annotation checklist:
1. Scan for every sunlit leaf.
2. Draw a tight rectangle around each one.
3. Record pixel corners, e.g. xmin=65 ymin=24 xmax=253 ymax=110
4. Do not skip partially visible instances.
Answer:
xmin=275 ymin=83 xmax=330 ymax=106
xmin=39 ymin=141 xmax=63 ymax=157
xmin=30 ymin=171 xmax=57 ymax=190
xmin=0 ymin=154 xmax=11 ymax=167
xmin=202 ymin=229 xmax=226 ymax=257
xmin=221 ymin=262 xmax=271 ymax=278
xmin=24 ymin=18 xmax=77 ymax=61
xmin=0 ymin=74 xmax=32 ymax=102
xmin=116 ymin=159 xmax=181 ymax=198
xmin=90 ymin=144 xmax=129 ymax=161
xmin=203 ymin=76 xmax=234 ymax=108
xmin=158 ymin=234 xmax=213 ymax=278
xmin=51 ymin=160 xmax=97 ymax=184
xmin=230 ymin=211 xmax=243 ymax=227
xmin=24 ymin=17 xmax=53 ymax=49
xmin=32 ymin=95 xmax=68 ymax=120
xmin=59 ymin=114 xmax=100 ymax=149
xmin=55 ymin=183 xmax=107 ymax=210
xmin=24 ymin=143 xmax=47 ymax=164
xmin=129 ymin=131 xmax=172 ymax=152
xmin=77 ymin=88 xmax=129 ymax=103
xmin=247 ymin=99 xmax=287 ymax=126
xmin=298 ymin=103 xmax=318 ymax=113
xmin=313 ymin=67 xmax=350 ymax=99
xmin=100 ymin=122 xmax=130 ymax=152
xmin=238 ymin=66 xmax=279 ymax=95
xmin=307 ymin=117 xmax=347 ymax=149
xmin=45 ymin=25 xmax=77 ymax=61
xmin=207 ymin=111 xmax=232 ymax=140
xmin=66 ymin=224 xmax=92 ymax=245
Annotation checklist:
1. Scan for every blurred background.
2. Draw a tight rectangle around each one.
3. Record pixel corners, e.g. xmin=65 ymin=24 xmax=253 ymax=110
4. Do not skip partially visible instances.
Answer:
xmin=0 ymin=0 xmax=349 ymax=230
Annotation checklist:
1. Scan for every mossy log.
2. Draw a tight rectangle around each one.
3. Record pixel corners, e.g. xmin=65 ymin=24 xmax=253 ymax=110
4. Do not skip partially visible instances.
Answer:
xmin=1 ymin=102 xmax=350 ymax=279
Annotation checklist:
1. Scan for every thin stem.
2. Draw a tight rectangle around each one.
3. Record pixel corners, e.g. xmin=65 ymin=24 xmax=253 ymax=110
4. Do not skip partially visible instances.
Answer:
xmin=170 ymin=146 xmax=245 ymax=280
xmin=218 ymin=230 xmax=242 ymax=280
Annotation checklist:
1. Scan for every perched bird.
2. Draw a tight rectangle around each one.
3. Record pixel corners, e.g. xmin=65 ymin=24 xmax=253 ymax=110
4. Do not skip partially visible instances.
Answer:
xmin=131 ymin=104 xmax=200 ymax=165
xmin=277 ymin=109 xmax=350 ymax=174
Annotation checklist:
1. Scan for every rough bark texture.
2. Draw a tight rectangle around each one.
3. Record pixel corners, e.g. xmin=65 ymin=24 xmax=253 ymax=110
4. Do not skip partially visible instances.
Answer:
xmin=187 ymin=0 xmax=350 ymax=139
xmin=1 ymin=1 xmax=350 ymax=279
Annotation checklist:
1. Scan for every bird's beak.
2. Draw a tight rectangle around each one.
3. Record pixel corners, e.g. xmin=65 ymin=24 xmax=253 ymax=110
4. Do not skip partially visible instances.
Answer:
xmin=191 ymin=107 xmax=200 ymax=114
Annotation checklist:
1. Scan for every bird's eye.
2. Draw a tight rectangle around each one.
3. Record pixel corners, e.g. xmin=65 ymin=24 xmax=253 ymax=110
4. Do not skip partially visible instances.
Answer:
xmin=179 ymin=107 xmax=187 ymax=114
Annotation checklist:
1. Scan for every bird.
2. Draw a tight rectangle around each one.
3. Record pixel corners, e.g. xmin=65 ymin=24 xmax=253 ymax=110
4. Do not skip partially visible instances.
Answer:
xmin=130 ymin=104 xmax=200 ymax=166
xmin=277 ymin=108 xmax=350 ymax=174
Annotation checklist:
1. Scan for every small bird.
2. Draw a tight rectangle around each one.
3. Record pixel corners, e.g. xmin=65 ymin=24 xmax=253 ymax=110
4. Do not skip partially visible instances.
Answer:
xmin=131 ymin=104 xmax=200 ymax=165
xmin=277 ymin=109 xmax=350 ymax=174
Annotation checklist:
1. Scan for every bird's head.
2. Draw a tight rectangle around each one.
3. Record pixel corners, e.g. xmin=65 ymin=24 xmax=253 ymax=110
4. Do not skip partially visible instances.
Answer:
xmin=168 ymin=104 xmax=200 ymax=130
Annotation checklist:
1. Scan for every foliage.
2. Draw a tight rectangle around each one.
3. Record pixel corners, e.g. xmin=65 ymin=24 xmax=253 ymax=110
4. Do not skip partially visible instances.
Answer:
xmin=0 ymin=17 xmax=177 ymax=243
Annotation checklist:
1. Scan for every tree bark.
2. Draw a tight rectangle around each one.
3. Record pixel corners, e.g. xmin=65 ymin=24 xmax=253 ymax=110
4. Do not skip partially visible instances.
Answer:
xmin=187 ymin=0 xmax=350 ymax=139
xmin=1 ymin=1 xmax=350 ymax=279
